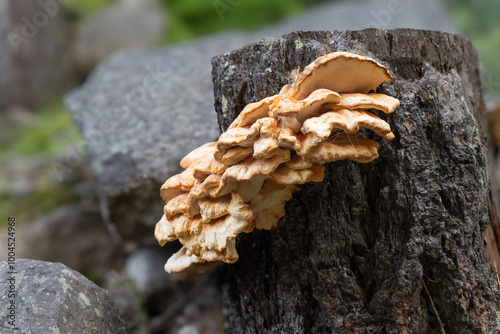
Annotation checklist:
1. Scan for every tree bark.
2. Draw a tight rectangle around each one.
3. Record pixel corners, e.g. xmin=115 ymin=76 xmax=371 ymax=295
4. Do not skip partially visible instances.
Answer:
xmin=211 ymin=29 xmax=500 ymax=333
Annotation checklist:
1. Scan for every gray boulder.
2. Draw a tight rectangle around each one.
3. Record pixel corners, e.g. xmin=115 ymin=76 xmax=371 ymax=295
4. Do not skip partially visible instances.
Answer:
xmin=0 ymin=259 xmax=128 ymax=333
xmin=65 ymin=33 xmax=253 ymax=241
xmin=64 ymin=0 xmax=456 ymax=242
xmin=74 ymin=0 xmax=165 ymax=70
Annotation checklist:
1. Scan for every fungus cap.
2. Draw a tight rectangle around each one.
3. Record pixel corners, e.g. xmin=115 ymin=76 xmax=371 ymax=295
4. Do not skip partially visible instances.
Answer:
xmin=337 ymin=93 xmax=400 ymax=114
xmin=155 ymin=51 xmax=399 ymax=273
xmin=285 ymin=52 xmax=393 ymax=100
xmin=229 ymin=95 xmax=278 ymax=129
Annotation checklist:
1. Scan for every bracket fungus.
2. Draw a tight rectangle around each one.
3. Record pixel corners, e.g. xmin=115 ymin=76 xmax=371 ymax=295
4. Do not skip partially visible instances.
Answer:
xmin=155 ymin=51 xmax=400 ymax=273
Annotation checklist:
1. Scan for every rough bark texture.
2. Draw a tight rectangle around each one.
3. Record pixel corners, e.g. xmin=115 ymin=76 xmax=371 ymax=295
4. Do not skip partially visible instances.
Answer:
xmin=212 ymin=29 xmax=500 ymax=333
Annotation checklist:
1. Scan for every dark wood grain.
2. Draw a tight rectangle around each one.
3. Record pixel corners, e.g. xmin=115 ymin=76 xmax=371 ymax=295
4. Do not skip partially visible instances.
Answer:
xmin=212 ymin=29 xmax=500 ymax=333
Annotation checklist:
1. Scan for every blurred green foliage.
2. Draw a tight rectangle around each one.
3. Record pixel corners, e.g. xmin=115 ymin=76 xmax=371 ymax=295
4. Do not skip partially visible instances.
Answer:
xmin=63 ymin=0 xmax=329 ymax=44
xmin=162 ymin=0 xmax=307 ymax=43
xmin=7 ymin=102 xmax=82 ymax=156
xmin=0 ymin=102 xmax=83 ymax=225
xmin=441 ymin=0 xmax=500 ymax=94
xmin=65 ymin=0 xmax=117 ymax=17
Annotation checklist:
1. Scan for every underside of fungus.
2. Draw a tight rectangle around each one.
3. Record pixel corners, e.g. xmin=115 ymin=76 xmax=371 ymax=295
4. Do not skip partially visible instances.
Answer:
xmin=155 ymin=51 xmax=400 ymax=273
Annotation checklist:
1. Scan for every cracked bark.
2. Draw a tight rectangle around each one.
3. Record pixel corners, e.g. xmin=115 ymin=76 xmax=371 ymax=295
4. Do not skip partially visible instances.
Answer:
xmin=212 ymin=29 xmax=500 ymax=333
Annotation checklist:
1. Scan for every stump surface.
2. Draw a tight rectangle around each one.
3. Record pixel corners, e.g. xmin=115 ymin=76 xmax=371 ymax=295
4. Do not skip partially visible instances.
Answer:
xmin=212 ymin=29 xmax=500 ymax=333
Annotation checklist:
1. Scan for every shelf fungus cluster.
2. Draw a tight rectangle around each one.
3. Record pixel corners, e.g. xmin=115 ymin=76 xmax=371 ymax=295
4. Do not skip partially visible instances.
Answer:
xmin=155 ymin=52 xmax=399 ymax=273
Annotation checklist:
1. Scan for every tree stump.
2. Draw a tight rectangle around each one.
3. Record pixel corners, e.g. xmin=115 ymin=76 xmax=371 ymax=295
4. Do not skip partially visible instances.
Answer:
xmin=211 ymin=29 xmax=500 ymax=333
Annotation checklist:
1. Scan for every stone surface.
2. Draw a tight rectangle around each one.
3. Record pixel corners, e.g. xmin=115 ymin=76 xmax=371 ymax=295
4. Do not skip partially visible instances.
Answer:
xmin=64 ymin=0 xmax=457 ymax=242
xmin=74 ymin=0 xmax=165 ymax=70
xmin=213 ymin=30 xmax=500 ymax=333
xmin=0 ymin=259 xmax=128 ymax=333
